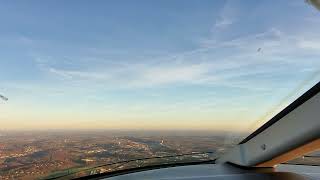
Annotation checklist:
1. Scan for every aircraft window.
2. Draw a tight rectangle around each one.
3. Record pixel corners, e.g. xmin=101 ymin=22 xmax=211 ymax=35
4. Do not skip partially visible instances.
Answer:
xmin=0 ymin=1 xmax=320 ymax=179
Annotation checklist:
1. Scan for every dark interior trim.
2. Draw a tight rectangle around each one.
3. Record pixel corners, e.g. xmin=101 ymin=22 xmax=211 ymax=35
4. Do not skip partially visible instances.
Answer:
xmin=73 ymin=160 xmax=215 ymax=180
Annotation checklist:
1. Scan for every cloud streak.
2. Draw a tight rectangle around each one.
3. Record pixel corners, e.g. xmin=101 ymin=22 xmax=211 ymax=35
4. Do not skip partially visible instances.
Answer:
xmin=214 ymin=18 xmax=233 ymax=28
xmin=30 ymin=27 xmax=320 ymax=93
xmin=213 ymin=0 xmax=237 ymax=29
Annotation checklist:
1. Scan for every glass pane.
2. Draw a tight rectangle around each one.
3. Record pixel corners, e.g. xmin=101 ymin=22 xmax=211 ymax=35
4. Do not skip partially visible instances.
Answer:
xmin=0 ymin=1 xmax=320 ymax=179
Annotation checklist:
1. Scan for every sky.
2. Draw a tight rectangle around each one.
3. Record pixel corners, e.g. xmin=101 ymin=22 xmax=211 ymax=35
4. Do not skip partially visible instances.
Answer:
xmin=0 ymin=0 xmax=320 ymax=132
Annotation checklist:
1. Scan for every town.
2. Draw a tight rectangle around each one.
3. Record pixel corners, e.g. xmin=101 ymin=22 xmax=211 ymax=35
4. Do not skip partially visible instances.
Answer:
xmin=0 ymin=130 xmax=240 ymax=179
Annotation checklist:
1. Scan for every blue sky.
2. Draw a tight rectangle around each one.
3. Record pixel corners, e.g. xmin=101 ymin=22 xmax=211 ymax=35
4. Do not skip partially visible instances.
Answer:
xmin=1 ymin=0 xmax=320 ymax=131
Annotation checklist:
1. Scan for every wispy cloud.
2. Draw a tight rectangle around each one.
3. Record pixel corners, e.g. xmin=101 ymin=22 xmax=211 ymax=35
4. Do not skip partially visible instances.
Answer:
xmin=213 ymin=0 xmax=237 ymax=29
xmin=298 ymin=40 xmax=320 ymax=50
xmin=43 ymin=63 xmax=211 ymax=88
xmin=214 ymin=18 xmax=233 ymax=28
xmin=31 ymin=27 xmax=320 ymax=92
xmin=48 ymin=67 xmax=113 ymax=81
